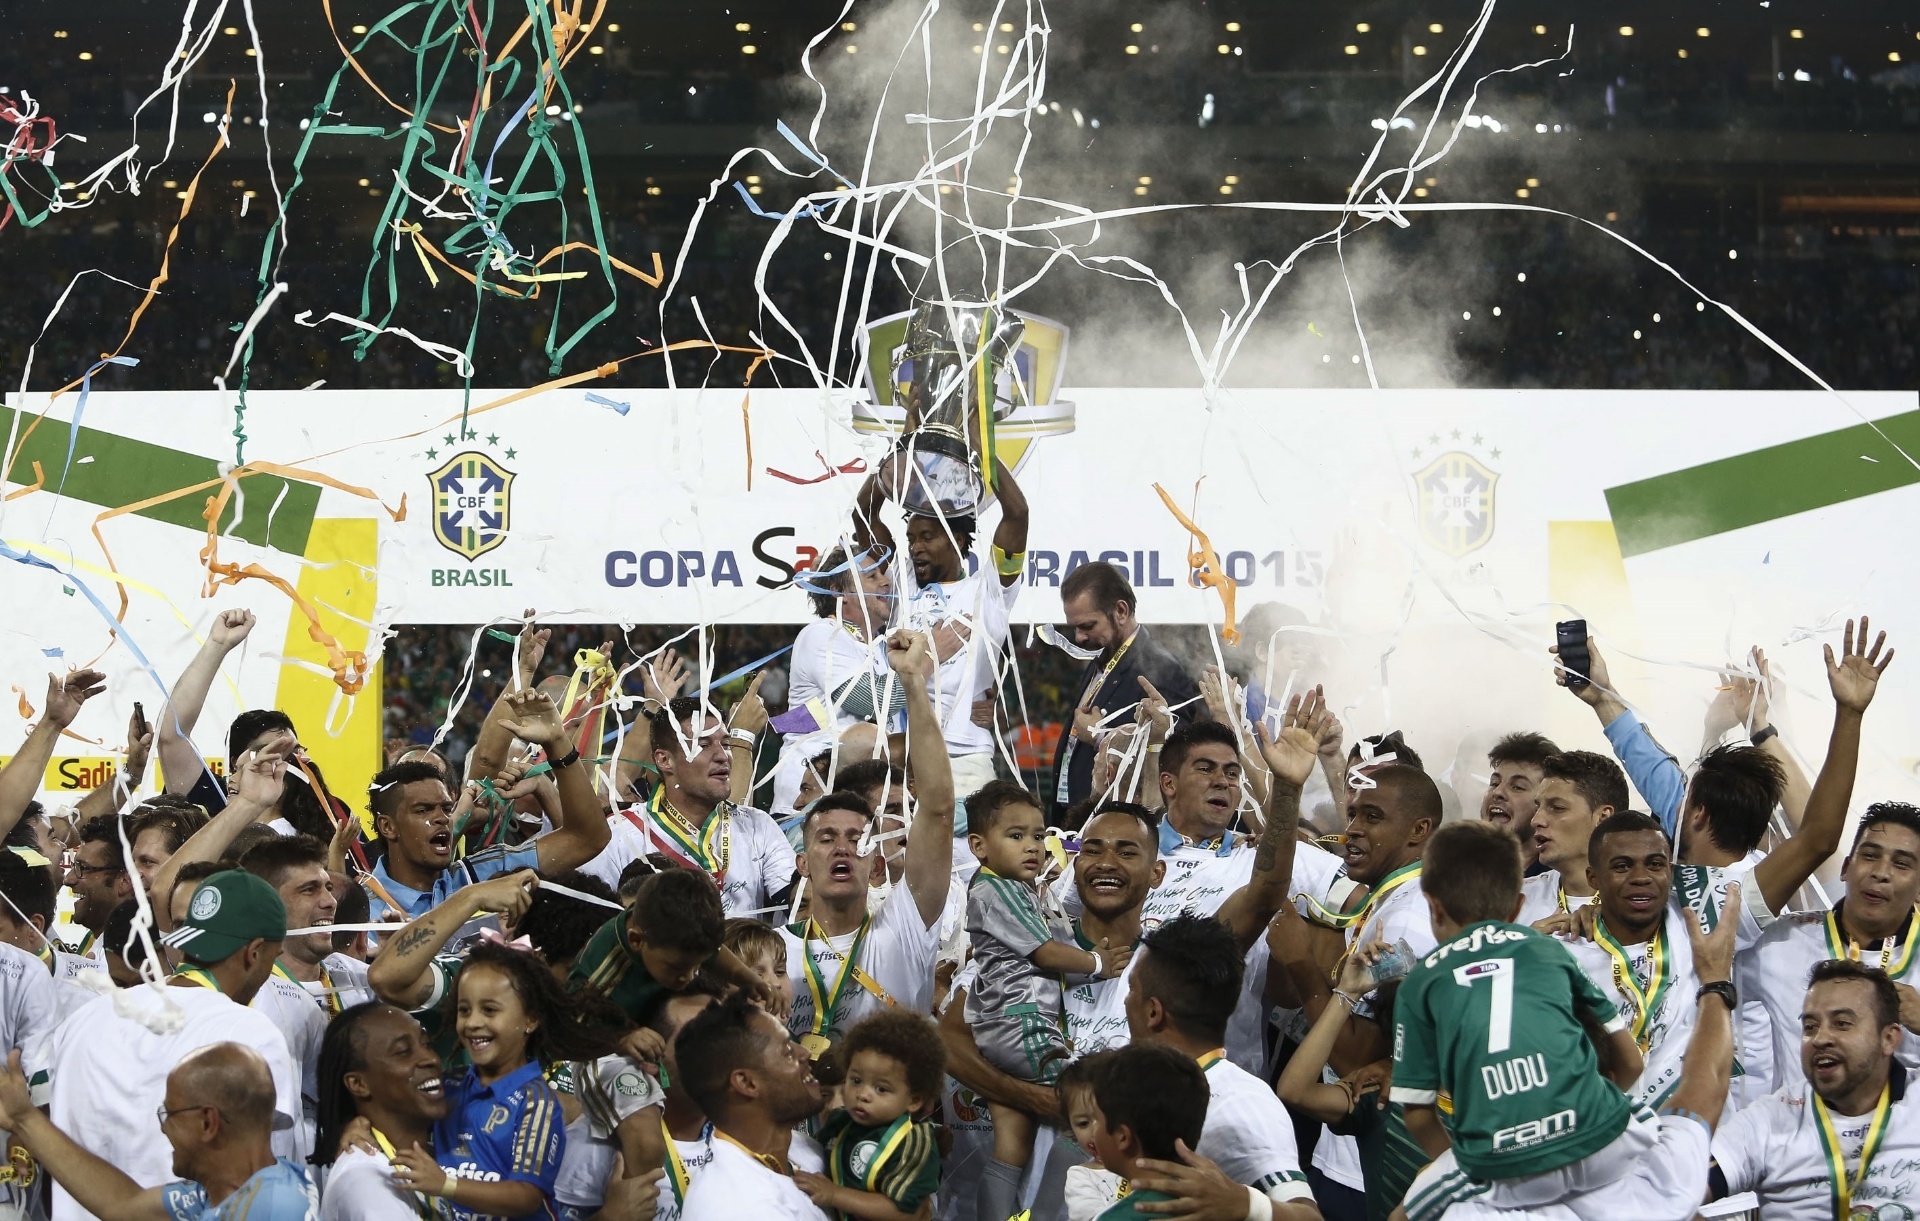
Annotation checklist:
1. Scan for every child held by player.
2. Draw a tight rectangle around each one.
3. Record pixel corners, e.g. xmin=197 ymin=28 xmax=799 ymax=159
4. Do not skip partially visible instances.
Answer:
xmin=723 ymin=916 xmax=795 ymax=1022
xmin=1389 ymin=820 xmax=1653 ymax=1221
xmin=794 ymin=1010 xmax=946 ymax=1221
xmin=963 ymin=781 xmax=1131 ymax=1221
xmin=1076 ymin=1044 xmax=1210 ymax=1221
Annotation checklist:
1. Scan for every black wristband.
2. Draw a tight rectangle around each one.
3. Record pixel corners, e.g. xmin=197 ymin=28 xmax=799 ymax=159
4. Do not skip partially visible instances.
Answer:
xmin=1697 ymin=980 xmax=1738 ymax=1011
xmin=547 ymin=747 xmax=582 ymax=770
xmin=1750 ymin=724 xmax=1778 ymax=746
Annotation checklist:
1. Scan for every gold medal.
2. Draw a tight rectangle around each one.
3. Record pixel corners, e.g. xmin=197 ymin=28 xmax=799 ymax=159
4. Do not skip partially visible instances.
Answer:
xmin=800 ymin=1032 xmax=833 ymax=1059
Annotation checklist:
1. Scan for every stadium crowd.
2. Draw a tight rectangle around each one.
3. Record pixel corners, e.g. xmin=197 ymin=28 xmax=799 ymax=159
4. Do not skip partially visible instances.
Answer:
xmin=0 ymin=454 xmax=1914 ymax=1221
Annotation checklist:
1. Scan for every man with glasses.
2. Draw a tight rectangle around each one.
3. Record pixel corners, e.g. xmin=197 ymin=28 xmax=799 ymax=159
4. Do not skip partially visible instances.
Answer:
xmin=63 ymin=814 xmax=136 ymax=963
xmin=0 ymin=1040 xmax=317 ymax=1219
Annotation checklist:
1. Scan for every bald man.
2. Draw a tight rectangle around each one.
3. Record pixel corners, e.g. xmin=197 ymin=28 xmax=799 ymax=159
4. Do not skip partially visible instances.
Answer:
xmin=0 ymin=1042 xmax=319 ymax=1219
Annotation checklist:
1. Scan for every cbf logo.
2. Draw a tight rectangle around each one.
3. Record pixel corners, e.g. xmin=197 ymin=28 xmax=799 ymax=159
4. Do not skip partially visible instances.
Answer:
xmin=1411 ymin=436 xmax=1499 ymax=558
xmin=430 ymin=451 xmax=514 ymax=561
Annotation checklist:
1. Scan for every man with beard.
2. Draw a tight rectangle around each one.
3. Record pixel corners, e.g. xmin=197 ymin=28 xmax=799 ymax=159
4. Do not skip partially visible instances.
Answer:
xmin=62 ymin=813 xmax=138 ymax=962
xmin=357 ymin=689 xmax=610 ymax=927
xmin=676 ymin=994 xmax=828 ymax=1220
xmin=1479 ymin=732 xmax=1559 ymax=875
xmin=1050 ymin=562 xmax=1199 ymax=821
xmin=584 ymin=694 xmax=793 ymax=920
xmin=1709 ymin=960 xmax=1920 ymax=1216
xmin=780 ymin=632 xmax=950 ymax=1046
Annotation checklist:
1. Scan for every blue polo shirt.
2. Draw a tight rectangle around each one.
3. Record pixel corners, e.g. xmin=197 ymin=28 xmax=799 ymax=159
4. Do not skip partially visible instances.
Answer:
xmin=364 ymin=842 xmax=542 ymax=925
xmin=160 ymin=1159 xmax=318 ymax=1219
xmin=434 ymin=1059 xmax=566 ymax=1221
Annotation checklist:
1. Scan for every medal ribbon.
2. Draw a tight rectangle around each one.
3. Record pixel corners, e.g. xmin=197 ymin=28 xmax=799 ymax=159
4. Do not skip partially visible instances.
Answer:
xmin=171 ymin=965 xmax=223 ymax=993
xmin=647 ymin=790 xmax=730 ymax=881
xmin=1301 ymin=862 xmax=1421 ymax=930
xmin=1195 ymin=1048 xmax=1226 ymax=1073
xmin=1594 ymin=914 xmax=1672 ymax=1051
xmin=715 ymin=1128 xmax=790 ymax=1175
xmin=371 ymin=1128 xmax=436 ymax=1219
xmin=1813 ymin=1083 xmax=1892 ymax=1219
xmin=1824 ymin=906 xmax=1920 ymax=977
xmin=792 ymin=916 xmax=874 ymax=1041
xmin=828 ymin=1112 xmax=915 ymax=1197
xmin=663 ymin=1118 xmax=690 ymax=1209
xmin=1056 ymin=632 xmax=1139 ymax=803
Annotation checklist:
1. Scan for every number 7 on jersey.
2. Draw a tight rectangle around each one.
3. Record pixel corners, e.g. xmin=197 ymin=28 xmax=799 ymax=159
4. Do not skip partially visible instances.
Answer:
xmin=1453 ymin=958 xmax=1514 ymax=1055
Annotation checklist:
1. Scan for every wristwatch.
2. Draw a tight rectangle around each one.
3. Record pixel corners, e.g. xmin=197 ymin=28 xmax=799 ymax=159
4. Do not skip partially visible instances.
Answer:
xmin=547 ymin=747 xmax=582 ymax=770
xmin=1697 ymin=981 xmax=1737 ymax=1011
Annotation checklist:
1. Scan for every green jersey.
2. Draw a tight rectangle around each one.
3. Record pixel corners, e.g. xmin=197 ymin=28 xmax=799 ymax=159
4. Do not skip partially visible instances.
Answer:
xmin=1096 ymin=1189 xmax=1176 ymax=1221
xmin=1388 ymin=920 xmax=1632 ymax=1181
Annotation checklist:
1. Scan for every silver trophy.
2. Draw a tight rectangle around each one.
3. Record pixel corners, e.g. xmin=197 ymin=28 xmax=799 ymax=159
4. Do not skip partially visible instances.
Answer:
xmin=884 ymin=300 xmax=1027 ymax=519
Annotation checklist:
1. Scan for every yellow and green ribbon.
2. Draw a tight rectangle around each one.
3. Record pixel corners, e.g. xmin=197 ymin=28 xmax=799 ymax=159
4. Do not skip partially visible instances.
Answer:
xmin=663 ymin=1118 xmax=691 ymax=1211
xmin=1594 ymin=914 xmax=1671 ymax=1051
xmin=790 ymin=916 xmax=874 ymax=1043
xmin=1303 ymin=862 xmax=1422 ymax=930
xmin=828 ymin=1112 xmax=914 ymax=1211
xmin=371 ymin=1128 xmax=436 ymax=1219
xmin=1813 ymin=1082 xmax=1892 ymax=1219
xmin=649 ymin=788 xmax=730 ymax=880
xmin=1824 ymin=906 xmax=1920 ymax=977
xmin=171 ymin=965 xmax=223 ymax=993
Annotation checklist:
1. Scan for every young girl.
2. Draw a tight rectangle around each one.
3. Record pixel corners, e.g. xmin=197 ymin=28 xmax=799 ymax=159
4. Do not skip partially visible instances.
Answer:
xmin=390 ymin=941 xmax=629 ymax=1221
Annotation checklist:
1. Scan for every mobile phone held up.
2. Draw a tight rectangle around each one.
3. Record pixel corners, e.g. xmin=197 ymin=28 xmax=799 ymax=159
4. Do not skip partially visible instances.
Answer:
xmin=1555 ymin=619 xmax=1592 ymax=692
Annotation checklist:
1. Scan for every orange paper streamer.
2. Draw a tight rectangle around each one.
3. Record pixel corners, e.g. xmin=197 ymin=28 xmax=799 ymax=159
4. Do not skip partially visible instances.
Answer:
xmin=1152 ymin=481 xmax=1240 ymax=645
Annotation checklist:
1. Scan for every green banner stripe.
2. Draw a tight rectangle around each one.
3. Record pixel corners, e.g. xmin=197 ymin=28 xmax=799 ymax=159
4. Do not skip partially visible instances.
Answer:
xmin=0 ymin=406 xmax=319 ymax=552
xmin=1604 ymin=407 xmax=1920 ymax=558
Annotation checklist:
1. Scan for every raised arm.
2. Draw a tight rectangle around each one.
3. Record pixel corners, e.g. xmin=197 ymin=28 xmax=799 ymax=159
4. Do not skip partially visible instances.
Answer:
xmin=156 ymin=609 xmax=254 ymax=794
xmin=852 ymin=469 xmax=897 ymax=561
xmin=0 ymin=1050 xmax=167 ymax=1221
xmin=726 ymin=673 xmax=769 ymax=806
xmin=0 ymin=670 xmax=104 ymax=840
xmin=889 ymin=631 xmax=954 ymax=928
xmin=1668 ymin=884 xmax=1741 ymax=1131
xmin=368 ymin=870 xmax=538 ymax=1008
xmin=1752 ymin=618 xmax=1892 ymax=914
xmin=496 ymin=690 xmax=612 ymax=875
xmin=466 ymin=615 xmax=548 ymax=785
xmin=1553 ymin=632 xmax=1687 ymax=836
xmin=1214 ymin=698 xmax=1319 ymax=952
xmin=1703 ymin=648 xmax=1811 ymax=830
xmin=148 ymin=735 xmax=292 ymax=930
xmin=988 ymin=458 xmax=1029 ymax=588
xmin=73 ymin=707 xmax=152 ymax=824
xmin=1200 ymin=668 xmax=1271 ymax=821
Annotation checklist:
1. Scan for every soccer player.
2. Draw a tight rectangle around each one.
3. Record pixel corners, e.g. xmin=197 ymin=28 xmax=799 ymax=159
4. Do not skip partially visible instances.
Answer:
xmin=1710 ymin=960 xmax=1920 ymax=1215
xmin=1514 ymin=752 xmax=1628 ymax=925
xmin=1391 ymin=821 xmax=1651 ymax=1220
xmin=1479 ymin=732 xmax=1559 ymax=874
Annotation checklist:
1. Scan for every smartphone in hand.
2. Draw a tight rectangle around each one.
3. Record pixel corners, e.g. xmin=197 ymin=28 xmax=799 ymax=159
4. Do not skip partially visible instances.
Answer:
xmin=1555 ymin=619 xmax=1592 ymax=692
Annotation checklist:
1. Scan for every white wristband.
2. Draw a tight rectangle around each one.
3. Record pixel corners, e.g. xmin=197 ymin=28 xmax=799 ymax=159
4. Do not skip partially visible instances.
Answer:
xmin=1090 ymin=952 xmax=1105 ymax=978
xmin=1244 ymin=1185 xmax=1269 ymax=1221
xmin=727 ymin=727 xmax=756 ymax=746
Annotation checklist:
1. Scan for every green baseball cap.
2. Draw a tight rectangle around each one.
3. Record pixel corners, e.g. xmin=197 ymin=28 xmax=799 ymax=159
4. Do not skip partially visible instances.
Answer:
xmin=159 ymin=870 xmax=288 ymax=964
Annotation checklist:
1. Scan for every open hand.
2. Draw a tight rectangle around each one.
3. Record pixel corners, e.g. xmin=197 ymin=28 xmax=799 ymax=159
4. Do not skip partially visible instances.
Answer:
xmin=1129 ymin=1141 xmax=1246 ymax=1221
xmin=794 ymin=1171 xmax=839 ymax=1208
xmin=1095 ymin=937 xmax=1133 ymax=980
xmin=1255 ymin=687 xmax=1321 ymax=788
xmin=390 ymin=1142 xmax=452 ymax=1196
xmin=42 ymin=669 xmax=105 ymax=729
xmin=515 ymin=610 xmax=550 ymax=689
xmin=234 ymin=732 xmax=295 ymax=807
xmin=642 ymin=648 xmax=689 ymax=706
xmin=598 ymin=1156 xmax=664 ymax=1221
xmin=1826 ymin=615 xmax=1894 ymax=715
xmin=498 ymin=689 xmax=567 ymax=748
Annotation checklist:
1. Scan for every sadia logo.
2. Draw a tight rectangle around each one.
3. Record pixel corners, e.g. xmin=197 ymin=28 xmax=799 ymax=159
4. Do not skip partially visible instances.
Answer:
xmin=430 ymin=451 xmax=514 ymax=561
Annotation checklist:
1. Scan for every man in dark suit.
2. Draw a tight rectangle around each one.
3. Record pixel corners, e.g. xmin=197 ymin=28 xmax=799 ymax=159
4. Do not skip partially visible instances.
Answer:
xmin=1049 ymin=561 xmax=1202 ymax=822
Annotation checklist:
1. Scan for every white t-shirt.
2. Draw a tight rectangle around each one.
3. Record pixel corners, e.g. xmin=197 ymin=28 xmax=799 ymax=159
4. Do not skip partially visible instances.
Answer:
xmin=680 ymin=1134 xmax=827 ymax=1221
xmin=1558 ymin=905 xmax=1699 ymax=1109
xmin=897 ymin=566 xmax=1019 ymax=758
xmin=1516 ymin=871 xmax=1593 ymax=927
xmin=1743 ymin=906 xmax=1920 ymax=1092
xmin=321 ymin=1146 xmax=422 ymax=1221
xmin=1065 ymin=1164 xmax=1124 ymax=1221
xmin=787 ymin=619 xmax=890 ymax=739
xmin=781 ymin=887 xmax=942 ymax=1037
xmin=42 ymin=984 xmax=301 ymax=1221
xmin=583 ymin=804 xmax=795 ymax=920
xmin=320 ymin=953 xmax=378 ymax=1010
xmin=1711 ymin=1070 xmax=1920 ymax=1220
xmin=1673 ymin=856 xmax=1776 ymax=1109
xmin=47 ymin=949 xmax=103 ymax=1023
xmin=254 ymin=969 xmax=330 ymax=1165
xmin=1198 ymin=1055 xmax=1314 ymax=1203
xmin=657 ymin=1127 xmax=717 ymax=1221
xmin=0 ymin=944 xmax=60 ymax=1217
xmin=554 ymin=1054 xmax=668 ymax=1209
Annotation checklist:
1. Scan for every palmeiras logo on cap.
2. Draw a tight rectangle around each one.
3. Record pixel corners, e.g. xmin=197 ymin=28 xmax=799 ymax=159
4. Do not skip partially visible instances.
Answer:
xmin=189 ymin=886 xmax=221 ymax=921
xmin=1412 ymin=439 xmax=1499 ymax=558
xmin=430 ymin=451 xmax=515 ymax=561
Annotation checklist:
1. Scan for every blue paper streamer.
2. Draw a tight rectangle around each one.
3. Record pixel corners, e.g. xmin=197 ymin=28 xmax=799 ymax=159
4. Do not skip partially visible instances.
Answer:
xmin=56 ymin=355 xmax=140 ymax=503
xmin=584 ymin=392 xmax=630 ymax=416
